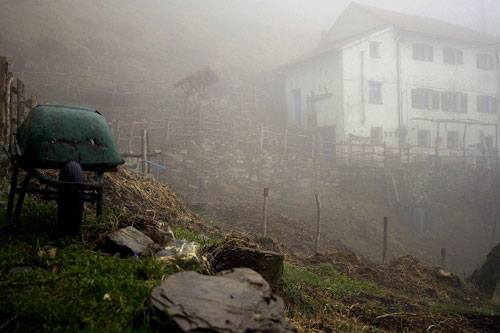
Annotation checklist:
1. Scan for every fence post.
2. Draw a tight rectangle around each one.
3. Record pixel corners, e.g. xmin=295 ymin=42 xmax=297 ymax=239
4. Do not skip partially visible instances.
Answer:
xmin=8 ymin=78 xmax=15 ymax=152
xmin=311 ymin=135 xmax=316 ymax=159
xmin=6 ymin=75 xmax=13 ymax=151
xmin=16 ymin=78 xmax=24 ymax=128
xmin=165 ymin=120 xmax=170 ymax=145
xmin=141 ymin=128 xmax=147 ymax=174
xmin=283 ymin=128 xmax=288 ymax=156
xmin=440 ymin=248 xmax=446 ymax=269
xmin=314 ymin=193 xmax=322 ymax=253
xmin=232 ymin=119 xmax=236 ymax=150
xmin=0 ymin=56 xmax=6 ymax=145
xmin=348 ymin=135 xmax=353 ymax=164
xmin=262 ymin=188 xmax=269 ymax=237
xmin=382 ymin=216 xmax=388 ymax=264
xmin=260 ymin=123 xmax=264 ymax=155
xmin=128 ymin=122 xmax=134 ymax=154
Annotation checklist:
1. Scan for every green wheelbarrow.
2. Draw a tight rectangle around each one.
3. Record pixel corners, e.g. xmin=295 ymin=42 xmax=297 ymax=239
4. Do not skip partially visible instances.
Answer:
xmin=3 ymin=104 xmax=124 ymax=235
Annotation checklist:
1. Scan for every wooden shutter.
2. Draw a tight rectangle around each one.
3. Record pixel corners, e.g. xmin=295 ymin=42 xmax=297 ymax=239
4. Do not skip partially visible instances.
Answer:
xmin=411 ymin=89 xmax=418 ymax=108
xmin=441 ymin=92 xmax=448 ymax=111
xmin=461 ymin=93 xmax=468 ymax=113
xmin=432 ymin=91 xmax=440 ymax=110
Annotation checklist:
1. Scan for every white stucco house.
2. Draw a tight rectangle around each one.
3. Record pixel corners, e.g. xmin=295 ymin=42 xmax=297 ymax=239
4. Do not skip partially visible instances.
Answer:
xmin=281 ymin=2 xmax=500 ymax=163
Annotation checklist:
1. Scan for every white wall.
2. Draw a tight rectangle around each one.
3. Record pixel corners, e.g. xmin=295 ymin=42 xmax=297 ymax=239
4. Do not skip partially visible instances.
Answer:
xmin=400 ymin=31 xmax=499 ymax=153
xmin=284 ymin=51 xmax=344 ymax=141
xmin=342 ymin=28 xmax=400 ymax=146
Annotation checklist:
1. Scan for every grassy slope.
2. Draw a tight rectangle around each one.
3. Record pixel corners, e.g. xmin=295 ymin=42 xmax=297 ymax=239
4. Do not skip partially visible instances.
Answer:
xmin=1 ymin=175 xmax=499 ymax=332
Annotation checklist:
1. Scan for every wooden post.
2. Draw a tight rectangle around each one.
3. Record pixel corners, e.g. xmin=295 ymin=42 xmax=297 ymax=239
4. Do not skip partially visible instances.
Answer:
xmin=462 ymin=123 xmax=468 ymax=165
xmin=5 ymin=75 xmax=13 ymax=150
xmin=8 ymin=79 xmax=15 ymax=152
xmin=283 ymin=128 xmax=288 ymax=156
xmin=128 ymin=122 xmax=134 ymax=154
xmin=262 ymin=188 xmax=269 ymax=237
xmin=112 ymin=120 xmax=119 ymax=148
xmin=0 ymin=57 xmax=6 ymax=145
xmin=16 ymin=78 xmax=25 ymax=128
xmin=314 ymin=193 xmax=322 ymax=253
xmin=165 ymin=120 xmax=170 ymax=145
xmin=147 ymin=117 xmax=152 ymax=152
xmin=141 ymin=128 xmax=147 ymax=174
xmin=440 ymin=248 xmax=446 ymax=269
xmin=311 ymin=135 xmax=316 ymax=159
xmin=260 ymin=123 xmax=264 ymax=155
xmin=232 ymin=119 xmax=236 ymax=150
xmin=382 ymin=216 xmax=388 ymax=264
xmin=348 ymin=134 xmax=353 ymax=164
xmin=111 ymin=73 xmax=117 ymax=108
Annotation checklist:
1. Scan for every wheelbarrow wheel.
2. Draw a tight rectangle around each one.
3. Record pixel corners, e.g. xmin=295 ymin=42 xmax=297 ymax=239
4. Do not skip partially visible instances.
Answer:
xmin=57 ymin=161 xmax=84 ymax=236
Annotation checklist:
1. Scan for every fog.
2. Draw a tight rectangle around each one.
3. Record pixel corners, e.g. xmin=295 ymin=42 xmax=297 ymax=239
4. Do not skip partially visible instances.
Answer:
xmin=2 ymin=0 xmax=500 ymax=276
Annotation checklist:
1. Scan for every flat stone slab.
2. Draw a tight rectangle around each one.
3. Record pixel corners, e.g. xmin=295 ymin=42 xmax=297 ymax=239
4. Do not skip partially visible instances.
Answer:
xmin=210 ymin=246 xmax=284 ymax=289
xmin=150 ymin=268 xmax=296 ymax=332
xmin=106 ymin=226 xmax=159 ymax=258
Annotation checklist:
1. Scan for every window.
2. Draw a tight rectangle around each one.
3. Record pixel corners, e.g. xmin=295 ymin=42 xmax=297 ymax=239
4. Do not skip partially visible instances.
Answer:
xmin=413 ymin=43 xmax=433 ymax=62
xmin=368 ymin=81 xmax=382 ymax=104
xmin=411 ymin=88 xmax=440 ymax=110
xmin=370 ymin=42 xmax=380 ymax=58
xmin=418 ymin=130 xmax=431 ymax=147
xmin=477 ymin=95 xmax=498 ymax=113
xmin=477 ymin=53 xmax=494 ymax=70
xmin=370 ymin=127 xmax=383 ymax=144
xmin=441 ymin=92 xmax=467 ymax=113
xmin=447 ymin=131 xmax=459 ymax=150
xmin=443 ymin=48 xmax=463 ymax=65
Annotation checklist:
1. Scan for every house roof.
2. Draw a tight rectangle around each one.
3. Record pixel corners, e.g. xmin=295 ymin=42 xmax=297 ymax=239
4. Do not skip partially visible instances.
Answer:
xmin=281 ymin=2 xmax=499 ymax=70
xmin=349 ymin=2 xmax=498 ymax=45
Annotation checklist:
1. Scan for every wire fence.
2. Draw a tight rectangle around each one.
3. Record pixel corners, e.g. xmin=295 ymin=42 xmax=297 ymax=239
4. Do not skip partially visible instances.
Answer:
xmin=111 ymin=115 xmax=500 ymax=169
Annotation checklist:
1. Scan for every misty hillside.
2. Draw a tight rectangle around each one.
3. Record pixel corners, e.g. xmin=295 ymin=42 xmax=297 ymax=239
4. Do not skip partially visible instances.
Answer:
xmin=0 ymin=0 xmax=327 ymax=83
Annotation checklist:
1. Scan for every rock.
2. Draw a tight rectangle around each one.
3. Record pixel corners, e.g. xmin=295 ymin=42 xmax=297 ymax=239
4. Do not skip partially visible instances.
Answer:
xmin=9 ymin=266 xmax=34 ymax=276
xmin=150 ymin=268 xmax=296 ymax=333
xmin=105 ymin=226 xmax=161 ymax=258
xmin=473 ymin=242 xmax=500 ymax=295
xmin=155 ymin=240 xmax=201 ymax=269
xmin=141 ymin=225 xmax=175 ymax=246
xmin=209 ymin=246 xmax=284 ymax=289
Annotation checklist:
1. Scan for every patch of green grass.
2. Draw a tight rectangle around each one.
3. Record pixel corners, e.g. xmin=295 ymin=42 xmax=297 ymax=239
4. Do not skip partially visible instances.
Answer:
xmin=0 ymin=193 xmax=181 ymax=332
xmin=282 ymin=263 xmax=382 ymax=319
xmin=0 ymin=241 xmax=177 ymax=331
xmin=172 ymin=227 xmax=220 ymax=249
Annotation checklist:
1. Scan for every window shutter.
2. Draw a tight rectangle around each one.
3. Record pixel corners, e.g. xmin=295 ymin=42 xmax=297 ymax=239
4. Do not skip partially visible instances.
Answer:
xmin=428 ymin=46 xmax=434 ymax=62
xmin=441 ymin=92 xmax=448 ymax=111
xmin=492 ymin=97 xmax=498 ymax=113
xmin=411 ymin=89 xmax=418 ymax=108
xmin=432 ymin=91 xmax=440 ymax=110
xmin=461 ymin=93 xmax=468 ymax=113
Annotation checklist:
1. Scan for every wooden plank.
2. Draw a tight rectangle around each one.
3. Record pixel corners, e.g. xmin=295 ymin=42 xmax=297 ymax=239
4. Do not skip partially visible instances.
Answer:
xmin=16 ymin=78 xmax=25 ymax=128
xmin=0 ymin=57 xmax=6 ymax=144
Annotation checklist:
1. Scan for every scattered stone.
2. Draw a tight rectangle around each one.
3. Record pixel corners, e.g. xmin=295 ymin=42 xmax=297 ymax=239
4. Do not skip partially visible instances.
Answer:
xmin=155 ymin=240 xmax=201 ymax=269
xmin=150 ymin=268 xmax=296 ymax=333
xmin=8 ymin=266 xmax=34 ymax=276
xmin=105 ymin=226 xmax=161 ymax=258
xmin=209 ymin=245 xmax=284 ymax=289
xmin=141 ymin=225 xmax=174 ymax=246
